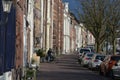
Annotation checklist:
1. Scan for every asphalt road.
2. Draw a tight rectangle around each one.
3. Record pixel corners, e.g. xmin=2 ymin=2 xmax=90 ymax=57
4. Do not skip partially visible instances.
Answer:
xmin=37 ymin=54 xmax=112 ymax=80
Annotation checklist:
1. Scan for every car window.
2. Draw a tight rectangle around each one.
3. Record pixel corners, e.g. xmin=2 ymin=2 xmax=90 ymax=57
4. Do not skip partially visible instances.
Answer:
xmin=87 ymin=54 xmax=94 ymax=57
xmin=80 ymin=49 xmax=90 ymax=53
xmin=111 ymin=56 xmax=120 ymax=61
xmin=96 ymin=55 xmax=105 ymax=61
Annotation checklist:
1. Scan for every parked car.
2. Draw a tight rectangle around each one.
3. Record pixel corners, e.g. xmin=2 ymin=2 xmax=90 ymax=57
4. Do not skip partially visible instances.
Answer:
xmin=81 ymin=53 xmax=94 ymax=67
xmin=88 ymin=54 xmax=105 ymax=70
xmin=85 ymin=45 xmax=95 ymax=52
xmin=78 ymin=48 xmax=92 ymax=58
xmin=78 ymin=52 xmax=94 ymax=64
xmin=99 ymin=55 xmax=120 ymax=77
xmin=111 ymin=60 xmax=120 ymax=79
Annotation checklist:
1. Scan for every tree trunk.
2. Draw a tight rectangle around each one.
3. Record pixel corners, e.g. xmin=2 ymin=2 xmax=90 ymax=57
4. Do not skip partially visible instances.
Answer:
xmin=112 ymin=38 xmax=116 ymax=55
xmin=95 ymin=40 xmax=101 ymax=53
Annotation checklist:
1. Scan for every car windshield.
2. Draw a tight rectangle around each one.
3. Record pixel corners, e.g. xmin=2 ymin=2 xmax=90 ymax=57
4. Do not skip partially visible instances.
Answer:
xmin=111 ymin=56 xmax=120 ymax=61
xmin=96 ymin=55 xmax=105 ymax=61
xmin=80 ymin=49 xmax=90 ymax=53
xmin=87 ymin=54 xmax=93 ymax=57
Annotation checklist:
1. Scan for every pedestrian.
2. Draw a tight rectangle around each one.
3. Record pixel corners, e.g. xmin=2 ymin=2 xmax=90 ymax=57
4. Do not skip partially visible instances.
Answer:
xmin=47 ymin=48 xmax=52 ymax=62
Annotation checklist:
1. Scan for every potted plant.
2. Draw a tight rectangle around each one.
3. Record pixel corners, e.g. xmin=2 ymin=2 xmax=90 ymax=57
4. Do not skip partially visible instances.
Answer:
xmin=36 ymin=48 xmax=45 ymax=57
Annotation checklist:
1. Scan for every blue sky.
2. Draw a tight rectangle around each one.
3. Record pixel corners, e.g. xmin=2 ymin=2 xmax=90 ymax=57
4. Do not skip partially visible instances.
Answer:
xmin=62 ymin=0 xmax=82 ymax=20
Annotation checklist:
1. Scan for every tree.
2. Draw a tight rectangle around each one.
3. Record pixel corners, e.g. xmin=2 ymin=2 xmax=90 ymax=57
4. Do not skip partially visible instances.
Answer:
xmin=106 ymin=0 xmax=120 ymax=54
xmin=78 ymin=0 xmax=120 ymax=53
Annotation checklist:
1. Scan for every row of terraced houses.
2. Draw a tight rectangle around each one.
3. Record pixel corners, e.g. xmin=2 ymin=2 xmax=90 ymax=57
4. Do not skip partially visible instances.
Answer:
xmin=0 ymin=0 xmax=95 ymax=80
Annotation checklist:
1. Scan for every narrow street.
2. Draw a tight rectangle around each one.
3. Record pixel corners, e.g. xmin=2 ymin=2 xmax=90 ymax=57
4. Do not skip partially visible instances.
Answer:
xmin=37 ymin=53 xmax=112 ymax=80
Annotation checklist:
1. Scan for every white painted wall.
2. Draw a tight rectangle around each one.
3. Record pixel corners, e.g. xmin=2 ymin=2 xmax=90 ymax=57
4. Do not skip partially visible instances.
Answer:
xmin=87 ymin=31 xmax=95 ymax=45
xmin=40 ymin=0 xmax=44 ymax=48
xmin=75 ymin=25 xmax=82 ymax=50
xmin=46 ymin=0 xmax=51 ymax=51
xmin=63 ymin=2 xmax=70 ymax=54
xmin=27 ymin=0 xmax=34 ymax=63
xmin=23 ymin=15 xmax=28 ymax=68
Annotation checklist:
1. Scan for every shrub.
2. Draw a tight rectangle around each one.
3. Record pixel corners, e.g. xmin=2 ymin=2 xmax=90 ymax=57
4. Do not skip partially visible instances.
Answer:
xmin=36 ymin=48 xmax=45 ymax=57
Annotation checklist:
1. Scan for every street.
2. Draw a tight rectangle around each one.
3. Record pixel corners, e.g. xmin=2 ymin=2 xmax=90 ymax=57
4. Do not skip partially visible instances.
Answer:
xmin=37 ymin=53 xmax=112 ymax=80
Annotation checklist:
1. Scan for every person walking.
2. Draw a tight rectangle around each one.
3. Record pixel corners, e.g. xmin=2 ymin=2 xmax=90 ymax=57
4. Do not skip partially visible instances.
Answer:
xmin=47 ymin=48 xmax=52 ymax=62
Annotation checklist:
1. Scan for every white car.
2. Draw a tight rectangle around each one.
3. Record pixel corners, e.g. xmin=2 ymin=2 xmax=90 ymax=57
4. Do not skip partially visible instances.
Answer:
xmin=88 ymin=54 xmax=105 ymax=70
xmin=78 ymin=48 xmax=92 ymax=57
xmin=81 ymin=53 xmax=94 ymax=66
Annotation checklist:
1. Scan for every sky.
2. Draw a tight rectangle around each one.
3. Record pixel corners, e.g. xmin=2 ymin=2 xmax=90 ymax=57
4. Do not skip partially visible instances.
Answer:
xmin=62 ymin=0 xmax=82 ymax=19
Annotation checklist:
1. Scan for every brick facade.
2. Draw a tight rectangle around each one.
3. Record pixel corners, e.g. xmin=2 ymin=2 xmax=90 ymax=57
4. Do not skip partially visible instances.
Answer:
xmin=16 ymin=0 xmax=24 ymax=69
xmin=70 ymin=13 xmax=77 ymax=52
xmin=53 ymin=0 xmax=64 ymax=54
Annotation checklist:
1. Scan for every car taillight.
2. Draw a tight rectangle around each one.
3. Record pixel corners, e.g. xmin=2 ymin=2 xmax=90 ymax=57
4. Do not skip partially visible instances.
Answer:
xmin=85 ymin=58 xmax=90 ymax=60
xmin=108 ymin=60 xmax=117 ymax=69
xmin=94 ymin=59 xmax=98 ymax=62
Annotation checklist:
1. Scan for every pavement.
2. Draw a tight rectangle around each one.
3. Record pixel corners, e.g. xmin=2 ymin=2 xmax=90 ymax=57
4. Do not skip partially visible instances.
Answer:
xmin=36 ymin=53 xmax=112 ymax=80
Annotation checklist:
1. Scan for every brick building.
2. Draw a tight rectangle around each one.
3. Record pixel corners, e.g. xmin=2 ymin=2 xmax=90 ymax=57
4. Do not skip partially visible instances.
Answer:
xmin=53 ymin=0 xmax=64 ymax=54
xmin=34 ymin=0 xmax=41 ymax=49
xmin=16 ymin=0 xmax=24 ymax=70
xmin=70 ymin=13 xmax=78 ymax=52
xmin=15 ymin=0 xmax=25 ymax=80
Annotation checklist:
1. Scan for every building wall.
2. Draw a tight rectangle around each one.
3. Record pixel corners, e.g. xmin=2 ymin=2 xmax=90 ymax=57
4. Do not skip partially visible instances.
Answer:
xmin=53 ymin=0 xmax=64 ymax=54
xmin=34 ymin=0 xmax=41 ymax=49
xmin=45 ymin=0 xmax=52 ymax=52
xmin=80 ymin=23 xmax=87 ymax=47
xmin=58 ymin=0 xmax=64 ymax=54
xmin=75 ymin=24 xmax=82 ymax=49
xmin=70 ymin=13 xmax=78 ymax=52
xmin=70 ymin=24 xmax=76 ymax=52
xmin=40 ymin=0 xmax=44 ymax=49
xmin=53 ymin=0 xmax=58 ymax=53
xmin=87 ymin=31 xmax=95 ymax=45
xmin=63 ymin=2 xmax=70 ymax=54
xmin=27 ymin=0 xmax=34 ymax=63
xmin=42 ymin=0 xmax=47 ymax=51
xmin=49 ymin=0 xmax=54 ymax=49
xmin=16 ymin=0 xmax=24 ymax=69
xmin=15 ymin=0 xmax=25 ymax=80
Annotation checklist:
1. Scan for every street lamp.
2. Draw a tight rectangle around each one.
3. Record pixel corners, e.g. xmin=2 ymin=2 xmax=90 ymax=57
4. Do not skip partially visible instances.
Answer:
xmin=0 ymin=0 xmax=12 ymax=25
xmin=2 ymin=0 xmax=12 ymax=13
